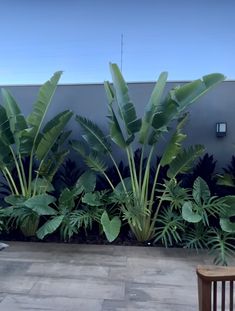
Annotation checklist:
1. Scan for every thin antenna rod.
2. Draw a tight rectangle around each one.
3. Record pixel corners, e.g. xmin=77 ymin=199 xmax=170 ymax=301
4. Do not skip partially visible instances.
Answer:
xmin=120 ymin=33 xmax=123 ymax=72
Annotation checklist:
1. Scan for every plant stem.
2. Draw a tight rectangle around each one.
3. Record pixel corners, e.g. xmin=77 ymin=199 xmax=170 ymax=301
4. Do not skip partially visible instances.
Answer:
xmin=126 ymin=148 xmax=137 ymax=196
xmin=19 ymin=155 xmax=28 ymax=192
xmin=9 ymin=147 xmax=25 ymax=196
xmin=2 ymin=170 xmax=14 ymax=194
xmin=109 ymin=152 xmax=127 ymax=193
xmin=141 ymin=147 xmax=154 ymax=204
xmin=138 ymin=145 xmax=145 ymax=187
xmin=103 ymin=172 xmax=115 ymax=190
xmin=4 ymin=167 xmax=19 ymax=195
xmin=149 ymin=163 xmax=161 ymax=215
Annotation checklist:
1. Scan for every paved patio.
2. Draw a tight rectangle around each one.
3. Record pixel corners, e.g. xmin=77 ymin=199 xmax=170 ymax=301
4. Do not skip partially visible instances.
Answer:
xmin=0 ymin=242 xmax=215 ymax=310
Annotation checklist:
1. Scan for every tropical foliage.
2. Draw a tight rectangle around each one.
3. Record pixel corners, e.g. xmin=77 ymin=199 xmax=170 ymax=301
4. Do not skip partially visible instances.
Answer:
xmin=1 ymin=65 xmax=234 ymax=266
xmin=71 ymin=63 xmax=225 ymax=242
xmin=157 ymin=177 xmax=235 ymax=265
xmin=0 ymin=72 xmax=73 ymax=235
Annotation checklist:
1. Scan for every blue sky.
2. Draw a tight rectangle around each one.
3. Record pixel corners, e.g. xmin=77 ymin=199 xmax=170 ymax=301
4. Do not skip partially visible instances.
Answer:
xmin=0 ymin=0 xmax=234 ymax=84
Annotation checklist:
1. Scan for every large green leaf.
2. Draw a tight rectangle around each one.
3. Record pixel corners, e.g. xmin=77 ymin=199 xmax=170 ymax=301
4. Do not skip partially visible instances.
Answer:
xmin=174 ymin=73 xmax=225 ymax=112
xmin=220 ymin=218 xmax=235 ymax=233
xmin=24 ymin=194 xmax=56 ymax=214
xmin=1 ymin=89 xmax=28 ymax=148
xmin=167 ymin=145 xmax=204 ymax=179
xmin=36 ymin=215 xmax=64 ymax=240
xmin=101 ymin=211 xmax=121 ymax=242
xmin=151 ymin=73 xmax=225 ymax=132
xmin=151 ymin=97 xmax=178 ymax=130
xmin=82 ymin=192 xmax=104 ymax=206
xmin=220 ymin=196 xmax=235 ymax=217
xmin=58 ymin=188 xmax=76 ymax=210
xmin=160 ymin=114 xmax=188 ymax=166
xmin=182 ymin=201 xmax=202 ymax=223
xmin=76 ymin=116 xmax=111 ymax=153
xmin=109 ymin=63 xmax=141 ymax=135
xmin=35 ymin=110 xmax=72 ymax=161
xmin=0 ymin=105 xmax=14 ymax=145
xmin=5 ymin=195 xmax=26 ymax=206
xmin=0 ymin=137 xmax=12 ymax=166
xmin=107 ymin=108 xmax=127 ymax=148
xmin=193 ymin=177 xmax=211 ymax=205
xmin=31 ymin=178 xmax=54 ymax=194
xmin=139 ymin=72 xmax=168 ymax=143
xmin=76 ymin=170 xmax=96 ymax=193
xmin=27 ymin=71 xmax=62 ymax=140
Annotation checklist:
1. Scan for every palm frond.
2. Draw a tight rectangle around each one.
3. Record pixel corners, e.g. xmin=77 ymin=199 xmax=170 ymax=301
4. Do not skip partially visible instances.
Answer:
xmin=167 ymin=145 xmax=205 ymax=179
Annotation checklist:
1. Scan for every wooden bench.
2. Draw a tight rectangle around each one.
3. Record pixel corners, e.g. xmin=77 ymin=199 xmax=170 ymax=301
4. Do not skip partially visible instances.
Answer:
xmin=197 ymin=265 xmax=235 ymax=311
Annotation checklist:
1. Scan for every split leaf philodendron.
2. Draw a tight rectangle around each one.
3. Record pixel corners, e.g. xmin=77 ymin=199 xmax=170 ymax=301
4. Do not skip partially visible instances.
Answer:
xmin=0 ymin=72 xmax=73 ymax=236
xmin=72 ymin=63 xmax=225 ymax=242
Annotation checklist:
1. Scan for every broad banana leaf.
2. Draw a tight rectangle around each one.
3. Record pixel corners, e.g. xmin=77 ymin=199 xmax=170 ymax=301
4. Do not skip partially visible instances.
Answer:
xmin=0 ymin=105 xmax=14 ymax=145
xmin=27 ymin=71 xmax=62 ymax=142
xmin=35 ymin=110 xmax=72 ymax=161
xmin=1 ymin=89 xmax=28 ymax=151
xmin=174 ymin=73 xmax=225 ymax=112
xmin=139 ymin=71 xmax=168 ymax=144
xmin=109 ymin=63 xmax=141 ymax=135
xmin=160 ymin=114 xmax=188 ymax=166
xmin=105 ymin=81 xmax=127 ymax=148
xmin=151 ymin=73 xmax=225 ymax=132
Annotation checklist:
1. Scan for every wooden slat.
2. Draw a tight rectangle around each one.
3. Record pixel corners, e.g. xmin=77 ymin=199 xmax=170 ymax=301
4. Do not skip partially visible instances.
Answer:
xmin=222 ymin=281 xmax=225 ymax=311
xmin=230 ymin=281 xmax=233 ymax=311
xmin=213 ymin=281 xmax=217 ymax=311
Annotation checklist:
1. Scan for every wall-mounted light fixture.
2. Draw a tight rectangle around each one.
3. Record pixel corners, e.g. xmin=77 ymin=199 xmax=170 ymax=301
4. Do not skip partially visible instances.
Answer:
xmin=216 ymin=122 xmax=227 ymax=137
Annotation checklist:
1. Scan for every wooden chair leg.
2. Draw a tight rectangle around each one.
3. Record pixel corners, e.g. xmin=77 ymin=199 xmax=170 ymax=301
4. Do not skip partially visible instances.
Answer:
xmin=198 ymin=277 xmax=212 ymax=311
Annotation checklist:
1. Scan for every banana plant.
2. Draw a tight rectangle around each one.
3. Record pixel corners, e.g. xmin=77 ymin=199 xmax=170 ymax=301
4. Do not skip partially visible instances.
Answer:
xmin=0 ymin=72 xmax=73 ymax=235
xmin=71 ymin=63 xmax=225 ymax=242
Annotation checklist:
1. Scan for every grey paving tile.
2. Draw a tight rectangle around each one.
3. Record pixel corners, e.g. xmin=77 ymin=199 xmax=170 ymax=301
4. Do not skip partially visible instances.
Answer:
xmin=27 ymin=262 xmax=109 ymax=278
xmin=109 ymin=264 xmax=198 ymax=286
xmin=68 ymin=253 xmax=127 ymax=267
xmin=126 ymin=282 xmax=197 ymax=306
xmin=0 ymin=294 xmax=6 ymax=303
xmin=0 ymin=261 xmax=31 ymax=277
xmin=0 ymin=276 xmax=39 ymax=294
xmin=0 ymin=294 xmax=103 ymax=311
xmin=30 ymin=277 xmax=125 ymax=300
xmin=102 ymin=299 xmax=197 ymax=311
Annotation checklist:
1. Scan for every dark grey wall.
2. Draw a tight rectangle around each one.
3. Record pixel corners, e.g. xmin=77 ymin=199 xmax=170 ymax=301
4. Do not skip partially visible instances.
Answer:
xmin=0 ymin=80 xmax=234 ymax=170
